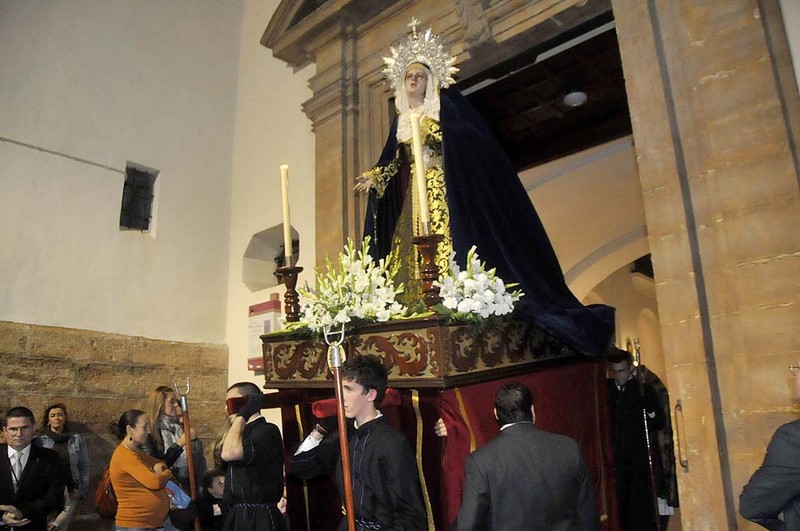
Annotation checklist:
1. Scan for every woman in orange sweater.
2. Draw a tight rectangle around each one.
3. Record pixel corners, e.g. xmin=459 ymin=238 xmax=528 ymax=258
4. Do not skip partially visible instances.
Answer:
xmin=110 ymin=409 xmax=172 ymax=530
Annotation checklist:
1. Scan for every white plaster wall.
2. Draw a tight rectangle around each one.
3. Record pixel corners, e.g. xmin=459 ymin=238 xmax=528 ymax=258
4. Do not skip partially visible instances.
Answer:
xmin=225 ymin=0 xmax=316 ymax=388
xmin=0 ymin=0 xmax=243 ymax=343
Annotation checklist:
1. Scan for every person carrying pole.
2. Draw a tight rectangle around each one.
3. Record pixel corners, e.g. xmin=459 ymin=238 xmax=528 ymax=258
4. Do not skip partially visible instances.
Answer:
xmin=289 ymin=354 xmax=427 ymax=531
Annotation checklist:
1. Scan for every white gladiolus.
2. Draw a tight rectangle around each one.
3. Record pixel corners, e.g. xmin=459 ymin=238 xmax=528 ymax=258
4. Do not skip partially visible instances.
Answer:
xmin=297 ymin=238 xmax=407 ymax=333
xmin=433 ymin=246 xmax=523 ymax=318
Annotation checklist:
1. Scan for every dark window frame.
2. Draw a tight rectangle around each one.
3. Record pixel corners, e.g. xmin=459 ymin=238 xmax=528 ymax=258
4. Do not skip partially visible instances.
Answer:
xmin=120 ymin=166 xmax=157 ymax=231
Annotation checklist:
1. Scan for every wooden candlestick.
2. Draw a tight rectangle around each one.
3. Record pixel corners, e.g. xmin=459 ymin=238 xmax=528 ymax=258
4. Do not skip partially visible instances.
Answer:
xmin=412 ymin=233 xmax=444 ymax=308
xmin=276 ymin=265 xmax=304 ymax=322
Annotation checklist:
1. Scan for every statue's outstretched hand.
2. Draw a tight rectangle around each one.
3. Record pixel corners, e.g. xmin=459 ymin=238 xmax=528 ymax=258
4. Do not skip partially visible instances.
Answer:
xmin=354 ymin=173 xmax=374 ymax=193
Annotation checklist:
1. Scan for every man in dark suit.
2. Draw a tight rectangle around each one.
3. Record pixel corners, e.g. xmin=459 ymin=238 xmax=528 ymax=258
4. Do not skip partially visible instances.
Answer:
xmin=451 ymin=382 xmax=599 ymax=531
xmin=1 ymin=407 xmax=65 ymax=531
xmin=739 ymin=360 xmax=800 ymax=530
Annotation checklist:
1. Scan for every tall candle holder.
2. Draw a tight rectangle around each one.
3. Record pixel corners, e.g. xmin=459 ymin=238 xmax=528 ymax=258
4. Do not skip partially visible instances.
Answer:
xmin=276 ymin=265 xmax=304 ymax=322
xmin=412 ymin=233 xmax=444 ymax=308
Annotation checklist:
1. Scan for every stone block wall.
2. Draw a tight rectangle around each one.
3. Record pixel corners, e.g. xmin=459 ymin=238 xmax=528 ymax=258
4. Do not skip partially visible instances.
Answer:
xmin=0 ymin=320 xmax=228 ymax=530
xmin=613 ymin=0 xmax=800 ymax=528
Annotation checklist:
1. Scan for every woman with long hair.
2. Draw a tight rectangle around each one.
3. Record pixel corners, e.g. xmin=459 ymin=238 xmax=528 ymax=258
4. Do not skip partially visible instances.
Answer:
xmin=211 ymin=415 xmax=232 ymax=471
xmin=142 ymin=386 xmax=206 ymax=491
xmin=109 ymin=409 xmax=172 ymax=530
xmin=37 ymin=403 xmax=90 ymax=531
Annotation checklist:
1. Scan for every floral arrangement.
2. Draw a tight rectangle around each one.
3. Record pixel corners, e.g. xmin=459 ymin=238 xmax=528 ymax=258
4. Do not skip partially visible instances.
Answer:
xmin=291 ymin=237 xmax=407 ymax=333
xmin=434 ymin=246 xmax=523 ymax=319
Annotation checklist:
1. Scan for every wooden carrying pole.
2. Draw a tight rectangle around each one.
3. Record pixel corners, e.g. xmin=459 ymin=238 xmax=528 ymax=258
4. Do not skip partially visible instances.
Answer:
xmin=175 ymin=378 xmax=201 ymax=531
xmin=325 ymin=327 xmax=356 ymax=531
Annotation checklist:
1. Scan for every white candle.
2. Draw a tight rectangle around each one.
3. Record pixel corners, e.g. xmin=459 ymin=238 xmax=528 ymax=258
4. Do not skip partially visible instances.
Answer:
xmin=280 ymin=164 xmax=292 ymax=265
xmin=409 ymin=113 xmax=430 ymax=230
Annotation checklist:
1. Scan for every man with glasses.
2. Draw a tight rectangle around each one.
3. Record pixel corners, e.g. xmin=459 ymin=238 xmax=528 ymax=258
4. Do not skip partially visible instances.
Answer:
xmin=1 ymin=407 xmax=65 ymax=531
xmin=740 ymin=362 xmax=800 ymax=530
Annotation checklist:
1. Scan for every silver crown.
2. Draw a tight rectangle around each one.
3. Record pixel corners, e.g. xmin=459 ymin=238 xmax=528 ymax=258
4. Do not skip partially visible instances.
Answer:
xmin=383 ymin=18 xmax=459 ymax=90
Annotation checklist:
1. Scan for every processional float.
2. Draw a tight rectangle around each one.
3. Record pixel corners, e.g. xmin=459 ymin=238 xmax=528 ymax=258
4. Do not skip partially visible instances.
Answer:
xmin=261 ymin=20 xmax=619 ymax=531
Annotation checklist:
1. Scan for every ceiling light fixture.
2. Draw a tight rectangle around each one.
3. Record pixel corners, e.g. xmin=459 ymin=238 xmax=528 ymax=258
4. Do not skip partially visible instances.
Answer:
xmin=563 ymin=90 xmax=587 ymax=107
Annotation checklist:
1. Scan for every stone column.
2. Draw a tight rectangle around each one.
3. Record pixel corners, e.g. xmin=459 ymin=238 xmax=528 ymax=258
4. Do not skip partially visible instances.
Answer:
xmin=613 ymin=0 xmax=800 ymax=528
xmin=300 ymin=22 xmax=362 ymax=265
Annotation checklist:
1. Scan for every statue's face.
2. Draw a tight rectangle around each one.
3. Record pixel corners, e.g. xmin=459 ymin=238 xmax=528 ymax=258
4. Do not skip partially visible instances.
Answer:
xmin=404 ymin=64 xmax=428 ymax=103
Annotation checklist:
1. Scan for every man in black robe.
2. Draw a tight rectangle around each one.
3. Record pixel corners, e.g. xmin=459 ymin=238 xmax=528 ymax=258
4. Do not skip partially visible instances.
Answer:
xmin=220 ymin=382 xmax=285 ymax=531
xmin=607 ymin=348 xmax=664 ymax=531
xmin=290 ymin=355 xmax=427 ymax=531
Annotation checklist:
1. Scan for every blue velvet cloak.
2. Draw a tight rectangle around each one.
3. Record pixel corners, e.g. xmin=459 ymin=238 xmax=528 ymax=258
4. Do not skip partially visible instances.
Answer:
xmin=365 ymin=89 xmax=614 ymax=357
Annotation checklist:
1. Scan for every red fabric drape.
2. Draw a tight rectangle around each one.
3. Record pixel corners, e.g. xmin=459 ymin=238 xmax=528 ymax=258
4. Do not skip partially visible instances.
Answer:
xmin=437 ymin=360 xmax=618 ymax=529
xmin=279 ymin=360 xmax=618 ymax=530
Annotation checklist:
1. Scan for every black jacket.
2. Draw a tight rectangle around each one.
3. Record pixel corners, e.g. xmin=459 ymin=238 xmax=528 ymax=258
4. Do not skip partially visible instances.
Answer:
xmin=740 ymin=419 xmax=800 ymax=530
xmin=0 ymin=443 xmax=65 ymax=531
xmin=452 ymin=423 xmax=598 ymax=531
xmin=290 ymin=415 xmax=427 ymax=531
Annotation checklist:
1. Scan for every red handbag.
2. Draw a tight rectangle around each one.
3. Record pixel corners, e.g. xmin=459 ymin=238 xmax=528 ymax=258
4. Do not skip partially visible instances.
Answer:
xmin=95 ymin=467 xmax=117 ymax=519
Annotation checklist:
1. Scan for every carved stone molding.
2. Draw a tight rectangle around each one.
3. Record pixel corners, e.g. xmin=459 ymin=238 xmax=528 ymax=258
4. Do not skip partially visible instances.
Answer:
xmin=455 ymin=0 xmax=493 ymax=47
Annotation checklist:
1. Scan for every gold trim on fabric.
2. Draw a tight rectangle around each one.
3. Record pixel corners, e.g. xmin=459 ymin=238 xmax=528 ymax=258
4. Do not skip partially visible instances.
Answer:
xmin=411 ymin=390 xmax=435 ymax=531
xmin=295 ymin=405 xmax=311 ymax=531
xmin=295 ymin=404 xmax=306 ymax=440
xmin=393 ymin=122 xmax=453 ymax=304
xmin=426 ymin=164 xmax=452 ymax=275
xmin=454 ymin=387 xmax=477 ymax=453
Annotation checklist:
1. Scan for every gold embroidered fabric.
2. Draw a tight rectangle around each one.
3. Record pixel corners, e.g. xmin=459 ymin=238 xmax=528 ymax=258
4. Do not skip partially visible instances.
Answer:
xmin=367 ymin=159 xmax=401 ymax=198
xmin=376 ymin=117 xmax=452 ymax=306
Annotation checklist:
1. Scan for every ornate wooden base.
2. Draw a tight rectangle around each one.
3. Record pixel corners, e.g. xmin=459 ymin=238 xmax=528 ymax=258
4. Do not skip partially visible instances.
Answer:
xmin=261 ymin=316 xmax=576 ymax=389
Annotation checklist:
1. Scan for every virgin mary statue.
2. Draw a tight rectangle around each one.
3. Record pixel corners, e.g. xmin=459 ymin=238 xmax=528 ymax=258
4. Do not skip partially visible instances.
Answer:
xmin=356 ymin=21 xmax=614 ymax=357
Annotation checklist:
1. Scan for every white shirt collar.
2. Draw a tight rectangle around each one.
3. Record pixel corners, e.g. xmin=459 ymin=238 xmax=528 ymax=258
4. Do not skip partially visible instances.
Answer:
xmin=500 ymin=421 xmax=532 ymax=431
xmin=245 ymin=413 xmax=262 ymax=424
xmin=7 ymin=443 xmax=31 ymax=463
xmin=354 ymin=410 xmax=382 ymax=429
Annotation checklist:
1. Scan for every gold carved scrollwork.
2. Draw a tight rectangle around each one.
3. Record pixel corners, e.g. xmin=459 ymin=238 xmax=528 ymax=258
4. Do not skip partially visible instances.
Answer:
xmin=262 ymin=320 xmax=575 ymax=385
xmin=450 ymin=326 xmax=485 ymax=372
xmin=448 ymin=321 xmax=570 ymax=373
xmin=451 ymin=325 xmax=510 ymax=371
xmin=352 ymin=332 xmax=430 ymax=377
xmin=503 ymin=322 xmax=528 ymax=362
xmin=270 ymin=341 xmax=329 ymax=381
